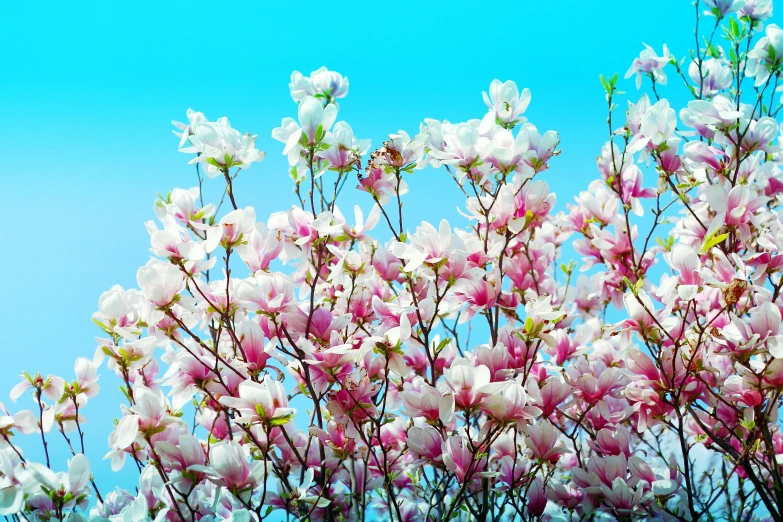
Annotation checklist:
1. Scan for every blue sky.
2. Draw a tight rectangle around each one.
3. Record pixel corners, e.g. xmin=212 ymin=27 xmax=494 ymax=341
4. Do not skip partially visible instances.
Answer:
xmin=1 ymin=0 xmax=703 ymax=499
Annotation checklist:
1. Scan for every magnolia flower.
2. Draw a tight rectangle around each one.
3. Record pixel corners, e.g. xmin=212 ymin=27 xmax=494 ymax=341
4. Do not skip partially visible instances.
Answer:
xmin=201 ymin=206 xmax=257 ymax=253
xmin=477 ymin=128 xmax=536 ymax=176
xmin=427 ymin=121 xmax=481 ymax=169
xmin=705 ymin=183 xmax=768 ymax=237
xmin=236 ymin=319 xmax=274 ymax=371
xmin=9 ymin=372 xmax=64 ymax=403
xmin=479 ymin=380 xmax=542 ymax=423
xmin=237 ymin=272 xmax=296 ymax=314
xmin=106 ymin=387 xmax=180 ymax=471
xmin=401 ymin=377 xmax=454 ymax=424
xmin=703 ymin=0 xmax=746 ymax=18
xmin=444 ymin=357 xmax=492 ymax=409
xmin=274 ymin=96 xmax=338 ymax=166
xmin=336 ymin=204 xmax=380 ymax=241
xmin=480 ymin=79 xmax=531 ymax=132
xmin=525 ymin=420 xmax=571 ymax=463
xmin=523 ymin=295 xmax=566 ymax=346
xmin=288 ymin=468 xmax=331 ymax=508
xmin=27 ymin=454 xmax=92 ymax=512
xmin=601 ymin=478 xmax=646 ymax=517
xmin=526 ymin=477 xmax=547 ymax=517
xmin=680 ymin=95 xmax=743 ymax=139
xmin=195 ymin=441 xmax=266 ymax=498
xmin=622 ymin=289 xmax=676 ymax=336
xmin=289 ymin=67 xmax=349 ymax=104
xmin=171 ymin=108 xmax=207 ymax=147
xmin=688 ymin=58 xmax=733 ymax=97
xmin=406 ymin=426 xmax=443 ymax=462
xmin=316 ymin=121 xmax=359 ymax=169
xmin=234 ymin=222 xmax=283 ymax=272
xmin=625 ymin=44 xmax=671 ymax=89
xmin=442 ymin=435 xmax=496 ymax=483
xmin=379 ymin=131 xmax=428 ymax=169
xmin=637 ymin=99 xmax=677 ymax=149
xmin=93 ymin=285 xmax=133 ymax=324
xmin=136 ymin=260 xmax=186 ymax=307
xmin=154 ymin=186 xmax=215 ymax=224
xmin=738 ymin=0 xmax=773 ymax=28
xmin=664 ymin=243 xmax=703 ymax=301
xmin=219 ymin=377 xmax=294 ymax=427
xmin=391 ymin=219 xmax=463 ymax=272
xmin=179 ymin=118 xmax=264 ymax=177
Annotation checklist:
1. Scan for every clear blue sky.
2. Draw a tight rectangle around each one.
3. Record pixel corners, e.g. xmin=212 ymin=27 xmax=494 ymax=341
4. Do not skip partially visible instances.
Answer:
xmin=0 ymin=0 xmax=705 ymax=497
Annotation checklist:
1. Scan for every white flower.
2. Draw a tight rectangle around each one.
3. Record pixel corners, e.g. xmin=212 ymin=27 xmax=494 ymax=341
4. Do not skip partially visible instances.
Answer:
xmin=479 ymin=79 xmax=531 ymax=133
xmin=273 ymin=96 xmax=338 ymax=167
xmin=171 ymin=108 xmax=207 ymax=147
xmin=289 ymin=67 xmax=349 ymax=104
xmin=179 ymin=118 xmax=264 ymax=177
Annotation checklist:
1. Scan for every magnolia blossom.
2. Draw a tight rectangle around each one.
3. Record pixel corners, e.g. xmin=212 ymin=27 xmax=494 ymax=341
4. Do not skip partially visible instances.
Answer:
xmin=273 ymin=96 xmax=338 ymax=166
xmin=480 ymin=79 xmax=531 ymax=132
xmin=289 ymin=66 xmax=349 ymax=104
xmin=179 ymin=117 xmax=264 ymax=177
xmin=625 ymin=44 xmax=671 ymax=89
xmin=8 ymin=14 xmax=783 ymax=521
xmin=703 ymin=0 xmax=746 ymax=18
xmin=219 ymin=377 xmax=294 ymax=426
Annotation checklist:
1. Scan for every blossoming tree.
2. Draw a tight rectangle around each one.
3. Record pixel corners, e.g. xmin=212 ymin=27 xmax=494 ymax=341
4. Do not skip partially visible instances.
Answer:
xmin=4 ymin=1 xmax=783 ymax=520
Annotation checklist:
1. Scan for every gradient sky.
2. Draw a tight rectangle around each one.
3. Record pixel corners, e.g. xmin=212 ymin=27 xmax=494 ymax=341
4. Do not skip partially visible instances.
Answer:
xmin=1 ymin=0 xmax=708 ymax=499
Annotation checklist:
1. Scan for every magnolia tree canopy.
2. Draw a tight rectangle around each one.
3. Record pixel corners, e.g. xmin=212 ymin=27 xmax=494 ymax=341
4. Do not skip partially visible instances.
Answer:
xmin=4 ymin=1 xmax=783 ymax=521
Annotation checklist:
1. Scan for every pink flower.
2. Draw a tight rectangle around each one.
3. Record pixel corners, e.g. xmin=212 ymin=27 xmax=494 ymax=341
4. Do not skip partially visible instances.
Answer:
xmin=588 ymin=427 xmax=632 ymax=457
xmin=565 ymin=358 xmax=626 ymax=404
xmin=235 ymin=222 xmax=283 ymax=272
xmin=601 ymin=478 xmax=645 ymax=517
xmin=442 ymin=435 xmax=493 ymax=483
xmin=406 ymin=426 xmax=443 ymax=463
xmin=155 ymin=432 xmax=206 ymax=473
xmin=538 ymin=377 xmax=572 ymax=417
xmin=625 ymin=383 xmax=667 ymax=432
xmin=310 ymin=421 xmax=356 ymax=459
xmin=136 ymin=260 xmax=185 ymax=307
xmin=526 ymin=477 xmax=548 ymax=516
xmin=479 ymin=380 xmax=542 ymax=424
xmin=237 ymin=319 xmax=273 ymax=371
xmin=621 ymin=289 xmax=675 ymax=336
xmin=705 ymin=184 xmax=768 ymax=238
xmin=199 ymin=441 xmax=266 ymax=499
xmin=625 ymin=44 xmax=671 ymax=89
xmin=444 ymin=358 xmax=492 ymax=409
xmin=401 ymin=377 xmax=454 ymax=424
xmin=219 ymin=377 xmax=294 ymax=427
xmin=392 ymin=219 xmax=462 ymax=272
xmin=525 ymin=421 xmax=571 ymax=464
xmin=237 ymin=272 xmax=296 ymax=315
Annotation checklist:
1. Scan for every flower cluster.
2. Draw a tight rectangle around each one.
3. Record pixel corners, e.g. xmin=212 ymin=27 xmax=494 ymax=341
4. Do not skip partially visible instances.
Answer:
xmin=5 ymin=4 xmax=783 ymax=521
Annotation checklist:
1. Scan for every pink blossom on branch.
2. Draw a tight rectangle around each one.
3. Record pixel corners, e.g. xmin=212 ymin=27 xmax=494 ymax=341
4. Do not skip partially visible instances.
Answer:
xmin=7 ymin=7 xmax=783 ymax=521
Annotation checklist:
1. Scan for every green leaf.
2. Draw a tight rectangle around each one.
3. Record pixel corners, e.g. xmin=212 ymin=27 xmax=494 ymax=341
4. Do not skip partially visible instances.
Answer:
xmin=700 ymin=230 xmax=729 ymax=254
xmin=524 ymin=317 xmax=534 ymax=334
xmin=435 ymin=338 xmax=452 ymax=355
xmin=599 ymin=74 xmax=612 ymax=95
xmin=729 ymin=17 xmax=740 ymax=39
xmin=269 ymin=414 xmax=294 ymax=426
